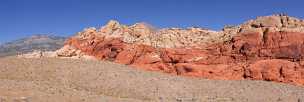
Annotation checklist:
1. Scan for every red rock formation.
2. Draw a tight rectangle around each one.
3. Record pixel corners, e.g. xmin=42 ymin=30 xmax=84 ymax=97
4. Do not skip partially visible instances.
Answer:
xmin=245 ymin=59 xmax=304 ymax=85
xmin=58 ymin=14 xmax=304 ymax=86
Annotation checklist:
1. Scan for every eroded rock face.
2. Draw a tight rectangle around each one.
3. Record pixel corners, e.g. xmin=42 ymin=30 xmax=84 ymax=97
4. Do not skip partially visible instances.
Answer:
xmin=57 ymin=14 xmax=304 ymax=86
xmin=245 ymin=59 xmax=304 ymax=86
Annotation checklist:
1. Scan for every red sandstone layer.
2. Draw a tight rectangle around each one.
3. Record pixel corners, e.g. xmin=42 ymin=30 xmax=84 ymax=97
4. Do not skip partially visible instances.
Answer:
xmin=63 ymin=31 xmax=304 ymax=86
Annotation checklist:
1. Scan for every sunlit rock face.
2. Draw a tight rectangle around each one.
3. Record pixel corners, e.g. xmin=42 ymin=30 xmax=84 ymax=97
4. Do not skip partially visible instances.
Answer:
xmin=57 ymin=14 xmax=304 ymax=86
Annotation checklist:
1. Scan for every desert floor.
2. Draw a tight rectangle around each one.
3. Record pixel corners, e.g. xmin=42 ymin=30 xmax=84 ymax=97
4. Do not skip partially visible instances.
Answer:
xmin=0 ymin=57 xmax=303 ymax=102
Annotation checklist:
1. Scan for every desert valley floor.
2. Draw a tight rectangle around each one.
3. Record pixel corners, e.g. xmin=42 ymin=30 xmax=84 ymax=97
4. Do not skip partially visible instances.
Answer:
xmin=0 ymin=57 xmax=303 ymax=102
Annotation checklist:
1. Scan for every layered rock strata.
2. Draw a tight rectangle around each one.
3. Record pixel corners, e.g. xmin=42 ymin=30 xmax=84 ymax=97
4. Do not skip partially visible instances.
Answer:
xmin=56 ymin=14 xmax=304 ymax=86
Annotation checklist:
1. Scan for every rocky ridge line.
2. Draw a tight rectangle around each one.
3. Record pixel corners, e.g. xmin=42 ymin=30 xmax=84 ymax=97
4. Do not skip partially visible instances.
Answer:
xmin=74 ymin=14 xmax=304 ymax=49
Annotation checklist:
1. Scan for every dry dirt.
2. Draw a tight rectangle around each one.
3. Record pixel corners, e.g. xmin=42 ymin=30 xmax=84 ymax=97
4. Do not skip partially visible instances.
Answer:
xmin=0 ymin=57 xmax=304 ymax=102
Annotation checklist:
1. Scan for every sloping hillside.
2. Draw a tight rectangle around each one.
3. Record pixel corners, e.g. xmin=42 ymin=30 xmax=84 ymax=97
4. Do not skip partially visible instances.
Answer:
xmin=0 ymin=35 xmax=66 ymax=57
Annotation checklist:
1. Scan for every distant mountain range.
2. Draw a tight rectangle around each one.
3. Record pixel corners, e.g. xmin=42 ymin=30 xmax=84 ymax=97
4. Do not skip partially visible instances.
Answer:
xmin=0 ymin=35 xmax=66 ymax=57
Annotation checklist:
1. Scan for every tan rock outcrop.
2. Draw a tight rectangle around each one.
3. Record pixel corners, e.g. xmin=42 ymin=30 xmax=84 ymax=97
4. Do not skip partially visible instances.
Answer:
xmin=17 ymin=50 xmax=44 ymax=58
xmin=18 ymin=45 xmax=97 ymax=60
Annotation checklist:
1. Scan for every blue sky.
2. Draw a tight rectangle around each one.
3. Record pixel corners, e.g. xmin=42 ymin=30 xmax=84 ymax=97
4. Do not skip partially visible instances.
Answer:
xmin=0 ymin=0 xmax=303 ymax=44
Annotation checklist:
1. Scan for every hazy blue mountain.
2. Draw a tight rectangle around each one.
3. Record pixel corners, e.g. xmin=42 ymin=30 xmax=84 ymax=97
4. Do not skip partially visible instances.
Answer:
xmin=0 ymin=34 xmax=66 ymax=57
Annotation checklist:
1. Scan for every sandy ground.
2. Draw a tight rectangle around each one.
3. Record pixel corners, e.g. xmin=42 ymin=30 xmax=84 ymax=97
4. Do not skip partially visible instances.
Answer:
xmin=0 ymin=57 xmax=303 ymax=102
